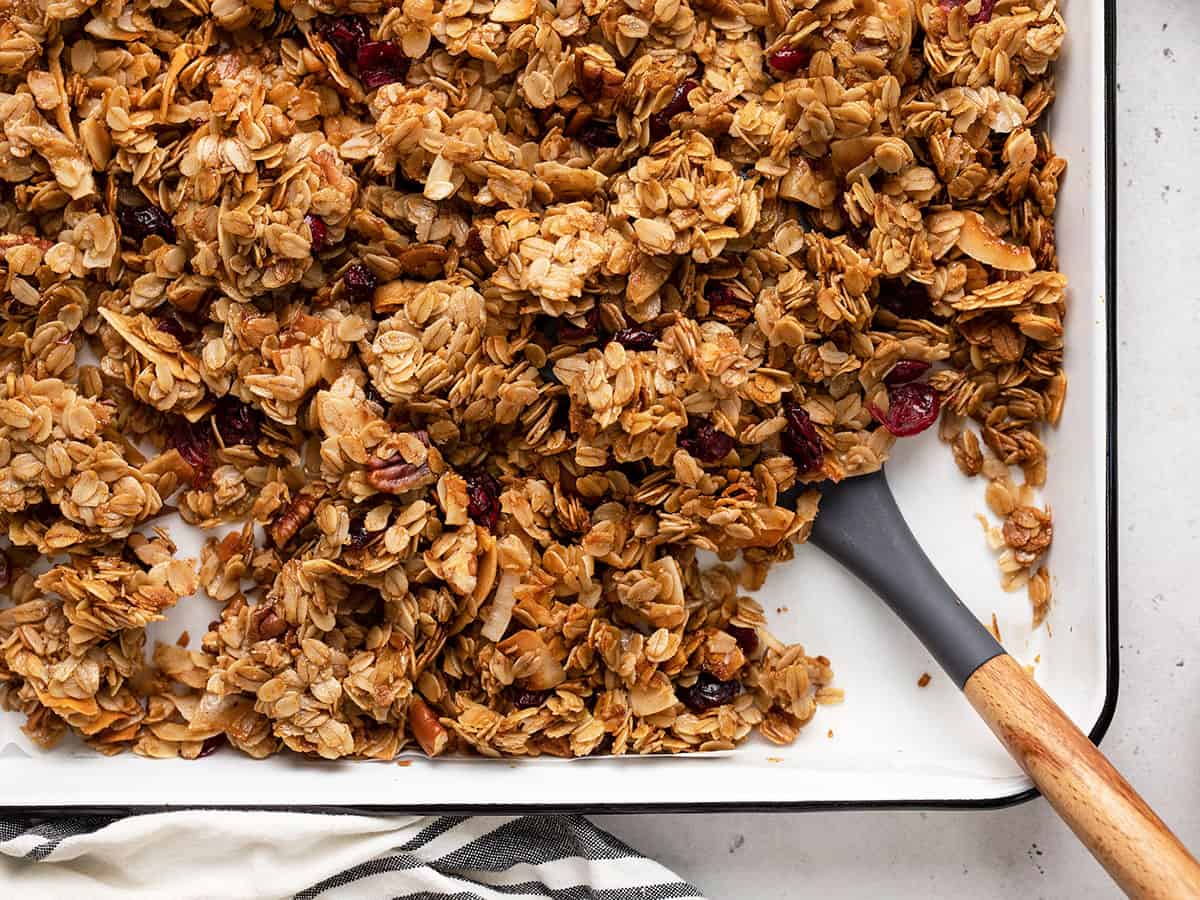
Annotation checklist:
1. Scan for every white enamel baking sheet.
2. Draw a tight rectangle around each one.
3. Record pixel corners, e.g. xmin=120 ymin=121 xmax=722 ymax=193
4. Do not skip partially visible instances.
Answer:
xmin=0 ymin=0 xmax=1112 ymax=810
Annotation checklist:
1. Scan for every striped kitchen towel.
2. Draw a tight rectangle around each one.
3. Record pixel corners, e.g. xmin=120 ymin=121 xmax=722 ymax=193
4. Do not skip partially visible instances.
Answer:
xmin=0 ymin=812 xmax=705 ymax=900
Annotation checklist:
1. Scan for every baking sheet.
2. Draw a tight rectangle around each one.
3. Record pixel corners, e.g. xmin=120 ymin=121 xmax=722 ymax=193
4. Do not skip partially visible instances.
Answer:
xmin=0 ymin=0 xmax=1113 ymax=810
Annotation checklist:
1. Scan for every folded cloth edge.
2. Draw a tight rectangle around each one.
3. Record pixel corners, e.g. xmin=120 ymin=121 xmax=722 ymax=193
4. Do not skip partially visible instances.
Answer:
xmin=1 ymin=812 xmax=707 ymax=900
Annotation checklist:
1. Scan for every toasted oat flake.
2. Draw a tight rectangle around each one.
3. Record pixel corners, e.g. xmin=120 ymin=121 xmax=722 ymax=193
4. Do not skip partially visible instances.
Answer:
xmin=0 ymin=0 xmax=1065 ymax=763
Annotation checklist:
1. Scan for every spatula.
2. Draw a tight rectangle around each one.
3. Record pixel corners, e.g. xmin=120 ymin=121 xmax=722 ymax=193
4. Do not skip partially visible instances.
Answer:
xmin=807 ymin=469 xmax=1200 ymax=899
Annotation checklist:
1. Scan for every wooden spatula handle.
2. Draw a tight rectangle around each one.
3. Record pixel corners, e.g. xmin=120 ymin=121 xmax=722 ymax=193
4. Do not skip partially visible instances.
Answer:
xmin=965 ymin=654 xmax=1200 ymax=898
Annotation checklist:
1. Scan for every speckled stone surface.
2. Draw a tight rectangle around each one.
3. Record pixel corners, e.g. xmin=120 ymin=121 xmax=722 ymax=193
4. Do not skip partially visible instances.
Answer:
xmin=598 ymin=6 xmax=1197 ymax=896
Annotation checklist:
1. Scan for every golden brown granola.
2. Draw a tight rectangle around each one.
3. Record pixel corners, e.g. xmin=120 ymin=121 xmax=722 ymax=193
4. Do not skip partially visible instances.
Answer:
xmin=0 ymin=0 xmax=1064 ymax=760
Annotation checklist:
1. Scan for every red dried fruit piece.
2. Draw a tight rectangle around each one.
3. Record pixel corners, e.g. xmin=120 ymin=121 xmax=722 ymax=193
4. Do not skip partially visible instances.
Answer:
xmin=510 ymin=687 xmax=551 ymax=709
xmin=118 ymin=204 xmax=176 ymax=243
xmin=356 ymin=41 xmax=408 ymax=89
xmin=677 ymin=672 xmax=741 ymax=712
xmin=342 ymin=263 xmax=377 ymax=302
xmin=318 ymin=15 xmax=369 ymax=63
xmin=767 ymin=47 xmax=810 ymax=73
xmin=884 ymin=360 xmax=931 ymax=385
xmin=171 ymin=419 xmax=213 ymax=481
xmin=304 ymin=214 xmax=328 ymax=251
xmin=347 ymin=516 xmax=373 ymax=551
xmin=557 ymin=307 xmax=599 ymax=342
xmin=612 ymin=328 xmax=656 ymax=351
xmin=728 ymin=625 xmax=758 ymax=655
xmin=679 ymin=419 xmax=734 ymax=463
xmin=878 ymin=281 xmax=932 ymax=319
xmin=465 ymin=228 xmax=486 ymax=256
xmin=781 ymin=402 xmax=824 ymax=474
xmin=465 ymin=469 xmax=501 ymax=531
xmin=939 ymin=0 xmax=994 ymax=24
xmin=868 ymin=383 xmax=942 ymax=437
xmin=155 ymin=315 xmax=195 ymax=345
xmin=703 ymin=280 xmax=747 ymax=308
xmin=214 ymin=396 xmax=261 ymax=447
xmin=579 ymin=120 xmax=620 ymax=149
xmin=197 ymin=734 xmax=226 ymax=758
xmin=972 ymin=0 xmax=996 ymax=23
xmin=649 ymin=78 xmax=699 ymax=142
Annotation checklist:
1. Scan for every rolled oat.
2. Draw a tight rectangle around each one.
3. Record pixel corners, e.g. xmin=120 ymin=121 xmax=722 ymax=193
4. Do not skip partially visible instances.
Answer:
xmin=0 ymin=0 xmax=1064 ymax=760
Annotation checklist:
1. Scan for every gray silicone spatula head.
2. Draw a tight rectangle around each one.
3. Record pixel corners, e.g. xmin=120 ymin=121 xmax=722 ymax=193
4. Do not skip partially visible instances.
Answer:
xmin=804 ymin=472 xmax=1200 ymax=895
xmin=807 ymin=468 xmax=1003 ymax=687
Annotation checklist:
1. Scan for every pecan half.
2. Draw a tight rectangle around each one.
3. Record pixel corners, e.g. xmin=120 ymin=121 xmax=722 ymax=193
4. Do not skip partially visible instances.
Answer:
xmin=367 ymin=431 xmax=436 ymax=494
xmin=267 ymin=486 xmax=324 ymax=548
xmin=251 ymin=605 xmax=288 ymax=641
xmin=367 ymin=457 xmax=434 ymax=494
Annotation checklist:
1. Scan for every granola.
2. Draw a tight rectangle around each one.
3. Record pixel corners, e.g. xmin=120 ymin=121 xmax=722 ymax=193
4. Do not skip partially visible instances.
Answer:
xmin=0 ymin=0 xmax=1064 ymax=761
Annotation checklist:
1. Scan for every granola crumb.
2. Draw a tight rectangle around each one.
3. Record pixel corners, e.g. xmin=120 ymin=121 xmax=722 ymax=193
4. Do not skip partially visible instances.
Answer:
xmin=917 ymin=673 xmax=932 ymax=688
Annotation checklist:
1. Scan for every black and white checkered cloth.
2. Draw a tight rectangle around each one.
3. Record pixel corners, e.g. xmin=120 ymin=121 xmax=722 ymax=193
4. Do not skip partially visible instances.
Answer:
xmin=0 ymin=812 xmax=705 ymax=899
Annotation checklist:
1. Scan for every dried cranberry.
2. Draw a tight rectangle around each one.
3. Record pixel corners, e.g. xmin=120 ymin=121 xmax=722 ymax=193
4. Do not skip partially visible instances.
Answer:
xmin=510 ymin=687 xmax=551 ymax=709
xmin=940 ymin=0 xmax=994 ymax=24
xmin=155 ymin=315 xmax=194 ymax=345
xmin=868 ymin=383 xmax=942 ymax=437
xmin=884 ymin=360 xmax=931 ymax=385
xmin=171 ymin=419 xmax=213 ymax=478
xmin=878 ymin=281 xmax=931 ymax=319
xmin=465 ymin=469 xmax=501 ymax=531
xmin=304 ymin=214 xmax=328 ymax=251
xmin=703 ymin=280 xmax=745 ymax=308
xmin=342 ymin=263 xmax=377 ymax=303
xmin=579 ymin=120 xmax=620 ymax=149
xmin=318 ymin=15 xmax=369 ymax=63
xmin=558 ymin=307 xmax=599 ymax=342
xmin=677 ymin=672 xmax=741 ymax=712
xmin=118 ymin=204 xmax=176 ymax=243
xmin=649 ymin=78 xmax=699 ymax=142
xmin=781 ymin=402 xmax=824 ymax=474
xmin=972 ymin=0 xmax=996 ymax=23
xmin=347 ymin=516 xmax=372 ymax=551
xmin=613 ymin=328 xmax=656 ymax=351
xmin=679 ymin=419 xmax=734 ymax=463
xmin=214 ymin=396 xmax=261 ymax=447
xmin=356 ymin=41 xmax=408 ymax=89
xmin=728 ymin=625 xmax=758 ymax=655
xmin=197 ymin=734 xmax=226 ymax=758
xmin=767 ymin=47 xmax=810 ymax=74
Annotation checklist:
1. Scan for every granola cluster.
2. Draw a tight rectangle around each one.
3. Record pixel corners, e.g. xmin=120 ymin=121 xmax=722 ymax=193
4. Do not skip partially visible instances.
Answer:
xmin=0 ymin=0 xmax=1063 ymax=760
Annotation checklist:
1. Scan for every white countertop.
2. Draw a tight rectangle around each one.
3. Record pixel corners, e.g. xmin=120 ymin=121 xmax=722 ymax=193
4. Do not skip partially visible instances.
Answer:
xmin=598 ymin=6 xmax=1195 ymax=896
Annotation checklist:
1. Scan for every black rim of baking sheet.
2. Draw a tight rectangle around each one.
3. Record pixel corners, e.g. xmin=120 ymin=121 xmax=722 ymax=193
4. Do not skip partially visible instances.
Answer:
xmin=9 ymin=2 xmax=1119 ymax=818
